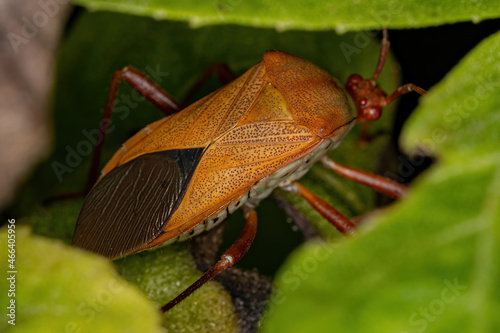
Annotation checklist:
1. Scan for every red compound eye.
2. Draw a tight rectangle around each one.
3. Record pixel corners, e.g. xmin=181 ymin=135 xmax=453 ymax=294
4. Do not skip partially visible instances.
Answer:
xmin=360 ymin=98 xmax=368 ymax=106
xmin=363 ymin=108 xmax=381 ymax=121
xmin=346 ymin=74 xmax=363 ymax=90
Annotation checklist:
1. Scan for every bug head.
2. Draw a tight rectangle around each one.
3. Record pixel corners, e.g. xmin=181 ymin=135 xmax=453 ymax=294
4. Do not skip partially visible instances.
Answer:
xmin=345 ymin=74 xmax=387 ymax=122
xmin=345 ymin=29 xmax=426 ymax=123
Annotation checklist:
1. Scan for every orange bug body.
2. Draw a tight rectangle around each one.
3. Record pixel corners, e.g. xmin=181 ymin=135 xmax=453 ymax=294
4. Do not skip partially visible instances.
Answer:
xmin=72 ymin=29 xmax=424 ymax=311
xmin=73 ymin=50 xmax=356 ymax=259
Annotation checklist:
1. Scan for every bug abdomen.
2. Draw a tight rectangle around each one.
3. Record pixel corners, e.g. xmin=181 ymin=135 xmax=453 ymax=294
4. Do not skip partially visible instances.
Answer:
xmin=158 ymin=136 xmax=342 ymax=247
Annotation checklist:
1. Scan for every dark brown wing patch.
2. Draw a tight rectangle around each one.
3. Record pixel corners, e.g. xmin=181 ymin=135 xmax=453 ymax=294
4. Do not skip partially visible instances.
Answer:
xmin=73 ymin=148 xmax=204 ymax=259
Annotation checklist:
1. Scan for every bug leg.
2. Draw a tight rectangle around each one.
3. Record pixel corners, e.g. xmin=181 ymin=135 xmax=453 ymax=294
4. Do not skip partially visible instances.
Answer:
xmin=320 ymin=156 xmax=408 ymax=199
xmin=162 ymin=207 xmax=257 ymax=312
xmin=82 ymin=66 xmax=182 ymax=193
xmin=48 ymin=66 xmax=183 ymax=204
xmin=105 ymin=66 xmax=182 ymax=116
xmin=182 ymin=63 xmax=236 ymax=106
xmin=357 ymin=122 xmax=377 ymax=147
xmin=386 ymin=83 xmax=427 ymax=104
xmin=282 ymin=182 xmax=356 ymax=236
xmin=270 ymin=195 xmax=319 ymax=240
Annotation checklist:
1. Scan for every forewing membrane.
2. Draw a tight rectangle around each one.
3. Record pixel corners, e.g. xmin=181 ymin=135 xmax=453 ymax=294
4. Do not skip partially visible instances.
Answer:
xmin=73 ymin=148 xmax=203 ymax=259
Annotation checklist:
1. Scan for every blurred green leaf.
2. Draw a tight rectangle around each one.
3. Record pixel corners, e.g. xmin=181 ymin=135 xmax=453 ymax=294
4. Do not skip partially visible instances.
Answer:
xmin=261 ymin=29 xmax=500 ymax=333
xmin=74 ymin=0 xmax=500 ymax=32
xmin=0 ymin=227 xmax=163 ymax=333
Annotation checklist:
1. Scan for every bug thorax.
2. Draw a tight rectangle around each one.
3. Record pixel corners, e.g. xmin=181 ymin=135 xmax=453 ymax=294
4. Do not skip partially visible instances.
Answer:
xmin=345 ymin=74 xmax=387 ymax=122
xmin=263 ymin=50 xmax=357 ymax=138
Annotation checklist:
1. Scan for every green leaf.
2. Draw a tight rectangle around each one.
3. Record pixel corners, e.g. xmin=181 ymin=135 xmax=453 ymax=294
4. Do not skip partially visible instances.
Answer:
xmin=74 ymin=0 xmax=500 ymax=32
xmin=261 ymin=30 xmax=500 ymax=332
xmin=0 ymin=227 xmax=163 ymax=333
